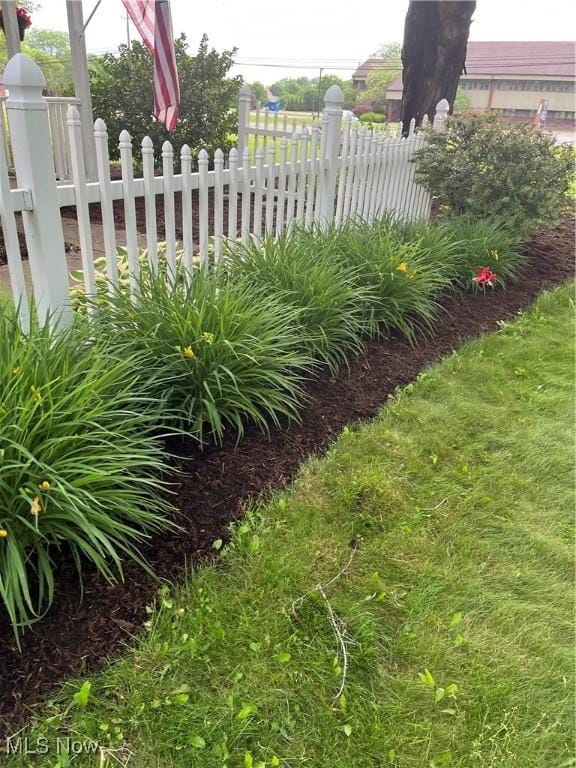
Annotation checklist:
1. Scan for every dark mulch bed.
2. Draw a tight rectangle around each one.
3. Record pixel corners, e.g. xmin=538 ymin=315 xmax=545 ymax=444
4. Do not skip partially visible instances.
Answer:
xmin=0 ymin=218 xmax=573 ymax=735
xmin=0 ymin=217 xmax=80 ymax=265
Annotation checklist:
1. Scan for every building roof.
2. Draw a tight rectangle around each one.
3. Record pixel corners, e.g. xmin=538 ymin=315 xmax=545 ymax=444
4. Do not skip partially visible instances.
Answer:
xmin=353 ymin=41 xmax=576 ymax=84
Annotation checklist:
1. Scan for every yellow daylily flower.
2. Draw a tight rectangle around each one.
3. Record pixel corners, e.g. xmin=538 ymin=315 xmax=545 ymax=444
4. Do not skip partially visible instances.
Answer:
xmin=30 ymin=495 xmax=43 ymax=516
xmin=183 ymin=346 xmax=195 ymax=359
xmin=31 ymin=385 xmax=42 ymax=402
xmin=38 ymin=481 xmax=51 ymax=490
xmin=12 ymin=367 xmax=21 ymax=375
xmin=396 ymin=262 xmax=409 ymax=272
xmin=201 ymin=332 xmax=215 ymax=345
xmin=491 ymin=249 xmax=499 ymax=261
xmin=0 ymin=529 xmax=8 ymax=538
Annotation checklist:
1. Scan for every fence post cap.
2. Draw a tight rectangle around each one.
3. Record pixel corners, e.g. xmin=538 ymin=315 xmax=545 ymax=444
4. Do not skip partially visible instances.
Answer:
xmin=239 ymin=84 xmax=252 ymax=98
xmin=67 ymin=104 xmax=81 ymax=123
xmin=436 ymin=98 xmax=450 ymax=114
xmin=3 ymin=53 xmax=46 ymax=100
xmin=323 ymin=84 xmax=344 ymax=108
xmin=3 ymin=53 xmax=46 ymax=89
xmin=94 ymin=117 xmax=107 ymax=133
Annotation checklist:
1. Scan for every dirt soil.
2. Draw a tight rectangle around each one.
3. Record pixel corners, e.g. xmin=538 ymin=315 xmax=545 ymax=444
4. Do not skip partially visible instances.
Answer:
xmin=0 ymin=218 xmax=573 ymax=735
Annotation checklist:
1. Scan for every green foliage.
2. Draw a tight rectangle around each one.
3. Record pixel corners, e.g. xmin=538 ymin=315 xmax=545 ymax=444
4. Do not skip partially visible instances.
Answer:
xmin=362 ymin=69 xmax=400 ymax=111
xmin=453 ymin=87 xmax=470 ymax=113
xmin=290 ymin=220 xmax=456 ymax=341
xmin=248 ymin=81 xmax=267 ymax=104
xmin=359 ymin=112 xmax=387 ymax=123
xmin=9 ymin=284 xmax=573 ymax=768
xmin=223 ymin=234 xmax=370 ymax=372
xmin=0 ymin=27 xmax=73 ymax=94
xmin=371 ymin=42 xmax=402 ymax=61
xmin=69 ymin=243 xmax=197 ymax=312
xmin=91 ymin=268 xmax=311 ymax=444
xmin=419 ymin=217 xmax=526 ymax=289
xmin=0 ymin=309 xmax=173 ymax=639
xmin=414 ymin=113 xmax=575 ymax=231
xmin=89 ymin=34 xmax=242 ymax=161
xmin=270 ymin=75 xmax=355 ymax=111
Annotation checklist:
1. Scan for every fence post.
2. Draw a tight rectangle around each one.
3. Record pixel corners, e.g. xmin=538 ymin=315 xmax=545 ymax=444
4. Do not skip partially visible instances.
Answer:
xmin=433 ymin=99 xmax=450 ymax=131
xmin=237 ymin=84 xmax=252 ymax=159
xmin=318 ymin=84 xmax=343 ymax=228
xmin=3 ymin=54 xmax=71 ymax=328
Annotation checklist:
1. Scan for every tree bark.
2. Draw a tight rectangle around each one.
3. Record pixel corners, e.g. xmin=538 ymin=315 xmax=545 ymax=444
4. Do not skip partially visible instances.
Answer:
xmin=400 ymin=0 xmax=476 ymax=132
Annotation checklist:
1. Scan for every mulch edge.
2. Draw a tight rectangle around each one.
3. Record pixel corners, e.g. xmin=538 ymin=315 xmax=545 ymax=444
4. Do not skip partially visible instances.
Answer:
xmin=0 ymin=217 xmax=574 ymax=735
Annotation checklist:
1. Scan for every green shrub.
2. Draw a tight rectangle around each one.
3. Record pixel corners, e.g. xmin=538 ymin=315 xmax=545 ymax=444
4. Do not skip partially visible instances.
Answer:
xmin=0 ymin=309 xmax=173 ymax=639
xmin=92 ymin=268 xmax=311 ymax=444
xmin=359 ymin=112 xmax=387 ymax=123
xmin=414 ymin=113 xmax=575 ymax=231
xmin=223 ymin=234 xmax=370 ymax=372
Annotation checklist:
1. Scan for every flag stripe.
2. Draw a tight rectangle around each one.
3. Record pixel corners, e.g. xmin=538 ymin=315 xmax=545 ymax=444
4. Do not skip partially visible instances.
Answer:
xmin=121 ymin=0 xmax=180 ymax=133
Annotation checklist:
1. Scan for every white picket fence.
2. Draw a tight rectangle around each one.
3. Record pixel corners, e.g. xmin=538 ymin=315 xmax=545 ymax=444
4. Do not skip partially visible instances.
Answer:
xmin=0 ymin=54 xmax=449 ymax=331
xmin=1 ymin=93 xmax=82 ymax=181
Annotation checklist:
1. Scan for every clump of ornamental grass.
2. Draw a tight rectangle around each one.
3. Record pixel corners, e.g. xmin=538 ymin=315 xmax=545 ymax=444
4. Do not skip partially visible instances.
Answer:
xmin=290 ymin=220 xmax=455 ymax=340
xmin=223 ymin=234 xmax=371 ymax=372
xmin=434 ymin=217 xmax=526 ymax=289
xmin=0 ymin=308 xmax=174 ymax=641
xmin=91 ymin=267 xmax=312 ymax=445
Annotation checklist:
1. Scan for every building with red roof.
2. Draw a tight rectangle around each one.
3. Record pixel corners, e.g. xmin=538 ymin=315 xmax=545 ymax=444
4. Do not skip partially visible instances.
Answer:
xmin=352 ymin=41 xmax=575 ymax=125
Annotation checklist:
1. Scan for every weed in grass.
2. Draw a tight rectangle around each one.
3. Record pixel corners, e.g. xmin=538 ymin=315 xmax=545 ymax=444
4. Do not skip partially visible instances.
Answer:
xmin=0 ymin=308 xmax=174 ymax=640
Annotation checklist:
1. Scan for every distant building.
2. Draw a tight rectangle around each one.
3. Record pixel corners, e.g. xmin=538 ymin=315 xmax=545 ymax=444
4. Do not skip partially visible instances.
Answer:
xmin=352 ymin=41 xmax=576 ymax=126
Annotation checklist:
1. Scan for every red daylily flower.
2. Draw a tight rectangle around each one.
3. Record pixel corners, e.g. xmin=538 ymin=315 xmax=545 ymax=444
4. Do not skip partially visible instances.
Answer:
xmin=473 ymin=267 xmax=497 ymax=287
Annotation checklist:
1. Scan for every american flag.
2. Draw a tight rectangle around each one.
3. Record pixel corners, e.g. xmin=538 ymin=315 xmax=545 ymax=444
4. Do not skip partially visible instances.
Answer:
xmin=121 ymin=0 xmax=180 ymax=133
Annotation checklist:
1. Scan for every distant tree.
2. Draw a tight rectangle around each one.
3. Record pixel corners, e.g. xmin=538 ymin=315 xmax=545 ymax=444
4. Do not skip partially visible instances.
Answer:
xmin=22 ymin=29 xmax=73 ymax=93
xmin=453 ymin=88 xmax=471 ymax=113
xmin=89 ymin=34 xmax=242 ymax=162
xmin=362 ymin=68 xmax=400 ymax=111
xmin=371 ymin=42 xmax=402 ymax=61
xmin=248 ymin=81 xmax=267 ymax=104
xmin=400 ymin=1 xmax=476 ymax=130
xmin=270 ymin=76 xmax=310 ymax=110
xmin=270 ymin=75 xmax=354 ymax=111
xmin=1 ymin=16 xmax=73 ymax=94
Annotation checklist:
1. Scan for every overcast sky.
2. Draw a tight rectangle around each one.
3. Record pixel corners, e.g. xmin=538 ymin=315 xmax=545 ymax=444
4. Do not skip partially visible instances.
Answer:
xmin=32 ymin=0 xmax=576 ymax=85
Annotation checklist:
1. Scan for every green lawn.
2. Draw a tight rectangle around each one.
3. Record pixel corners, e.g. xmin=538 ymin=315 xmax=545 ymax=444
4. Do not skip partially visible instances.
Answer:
xmin=6 ymin=283 xmax=574 ymax=768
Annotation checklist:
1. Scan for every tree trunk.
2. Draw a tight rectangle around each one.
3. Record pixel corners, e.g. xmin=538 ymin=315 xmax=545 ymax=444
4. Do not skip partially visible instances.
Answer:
xmin=400 ymin=0 xmax=476 ymax=132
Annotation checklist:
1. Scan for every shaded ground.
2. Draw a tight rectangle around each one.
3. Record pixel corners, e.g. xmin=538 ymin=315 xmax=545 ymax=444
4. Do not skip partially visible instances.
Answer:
xmin=0 ymin=217 xmax=573 ymax=734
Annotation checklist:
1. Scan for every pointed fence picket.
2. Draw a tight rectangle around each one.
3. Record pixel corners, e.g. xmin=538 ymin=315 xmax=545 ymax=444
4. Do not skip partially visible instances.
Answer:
xmin=1 ymin=56 xmax=449 ymax=327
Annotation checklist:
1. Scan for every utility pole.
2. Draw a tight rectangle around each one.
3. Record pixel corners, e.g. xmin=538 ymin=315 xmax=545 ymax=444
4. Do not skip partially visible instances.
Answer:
xmin=317 ymin=67 xmax=324 ymax=118
xmin=125 ymin=10 xmax=130 ymax=47
xmin=66 ymin=0 xmax=97 ymax=180
xmin=0 ymin=1 xmax=21 ymax=59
